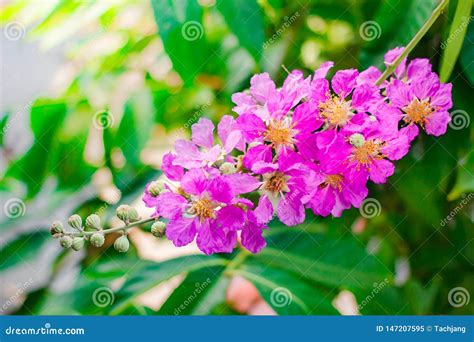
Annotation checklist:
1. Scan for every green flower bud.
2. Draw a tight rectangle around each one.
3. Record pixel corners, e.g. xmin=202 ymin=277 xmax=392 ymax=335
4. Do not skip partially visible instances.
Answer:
xmin=349 ymin=133 xmax=365 ymax=148
xmin=90 ymin=233 xmax=105 ymax=248
xmin=151 ymin=221 xmax=166 ymax=238
xmin=219 ymin=162 xmax=237 ymax=175
xmin=116 ymin=205 xmax=130 ymax=222
xmin=60 ymin=236 xmax=73 ymax=249
xmin=148 ymin=180 xmax=166 ymax=196
xmin=114 ymin=235 xmax=130 ymax=253
xmin=85 ymin=214 xmax=101 ymax=230
xmin=72 ymin=237 xmax=85 ymax=251
xmin=68 ymin=214 xmax=83 ymax=230
xmin=128 ymin=207 xmax=140 ymax=223
xmin=50 ymin=221 xmax=64 ymax=235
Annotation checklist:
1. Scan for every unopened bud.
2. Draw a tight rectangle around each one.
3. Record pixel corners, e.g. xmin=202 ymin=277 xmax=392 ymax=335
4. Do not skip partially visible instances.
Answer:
xmin=72 ymin=237 xmax=85 ymax=251
xmin=114 ymin=235 xmax=130 ymax=253
xmin=349 ymin=133 xmax=365 ymax=148
xmin=60 ymin=236 xmax=73 ymax=249
xmin=219 ymin=162 xmax=237 ymax=175
xmin=116 ymin=205 xmax=131 ymax=222
xmin=68 ymin=214 xmax=82 ymax=230
xmin=85 ymin=214 xmax=101 ymax=230
xmin=90 ymin=233 xmax=105 ymax=247
xmin=148 ymin=180 xmax=165 ymax=196
xmin=50 ymin=221 xmax=64 ymax=235
xmin=151 ymin=221 xmax=166 ymax=238
xmin=128 ymin=207 xmax=140 ymax=223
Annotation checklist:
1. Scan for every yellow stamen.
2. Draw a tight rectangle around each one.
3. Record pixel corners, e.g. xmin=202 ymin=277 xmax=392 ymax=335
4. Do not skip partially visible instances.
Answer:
xmin=263 ymin=171 xmax=290 ymax=194
xmin=322 ymin=174 xmax=344 ymax=192
xmin=350 ymin=139 xmax=385 ymax=168
xmin=192 ymin=198 xmax=216 ymax=222
xmin=264 ymin=119 xmax=296 ymax=148
xmin=319 ymin=96 xmax=353 ymax=127
xmin=402 ymin=98 xmax=434 ymax=126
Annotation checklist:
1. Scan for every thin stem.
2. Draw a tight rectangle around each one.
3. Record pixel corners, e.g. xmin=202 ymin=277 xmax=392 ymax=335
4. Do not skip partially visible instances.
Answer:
xmin=375 ymin=0 xmax=449 ymax=86
xmin=71 ymin=217 xmax=156 ymax=237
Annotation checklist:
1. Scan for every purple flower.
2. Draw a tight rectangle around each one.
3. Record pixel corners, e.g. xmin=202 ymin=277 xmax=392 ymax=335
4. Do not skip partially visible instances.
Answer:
xmin=305 ymin=130 xmax=369 ymax=217
xmin=253 ymin=150 xmax=313 ymax=226
xmin=387 ymin=75 xmax=452 ymax=137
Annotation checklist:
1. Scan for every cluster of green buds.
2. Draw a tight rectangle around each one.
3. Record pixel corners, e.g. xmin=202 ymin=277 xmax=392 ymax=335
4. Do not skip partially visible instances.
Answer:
xmin=50 ymin=204 xmax=168 ymax=253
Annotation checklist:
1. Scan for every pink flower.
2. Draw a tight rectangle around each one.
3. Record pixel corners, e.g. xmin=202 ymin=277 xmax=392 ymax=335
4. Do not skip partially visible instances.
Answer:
xmin=387 ymin=74 xmax=452 ymax=137
xmin=305 ymin=130 xmax=369 ymax=217
xmin=253 ymin=150 xmax=314 ymax=226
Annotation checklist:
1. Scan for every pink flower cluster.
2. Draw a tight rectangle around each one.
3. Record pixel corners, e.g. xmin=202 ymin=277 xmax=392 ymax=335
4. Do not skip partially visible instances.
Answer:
xmin=143 ymin=47 xmax=453 ymax=255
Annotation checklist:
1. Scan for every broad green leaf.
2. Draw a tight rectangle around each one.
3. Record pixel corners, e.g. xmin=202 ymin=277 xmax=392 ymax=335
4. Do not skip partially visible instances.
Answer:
xmin=158 ymin=265 xmax=228 ymax=315
xmin=460 ymin=20 xmax=474 ymax=85
xmin=151 ymin=0 xmax=211 ymax=83
xmin=439 ymin=0 xmax=473 ymax=82
xmin=0 ymin=231 xmax=50 ymax=271
xmin=235 ymin=259 xmax=338 ymax=315
xmin=448 ymin=151 xmax=474 ymax=200
xmin=360 ymin=0 xmax=437 ymax=69
xmin=255 ymin=229 xmax=392 ymax=289
xmin=216 ymin=0 xmax=264 ymax=61
xmin=110 ymin=255 xmax=228 ymax=314
xmin=5 ymin=100 xmax=67 ymax=198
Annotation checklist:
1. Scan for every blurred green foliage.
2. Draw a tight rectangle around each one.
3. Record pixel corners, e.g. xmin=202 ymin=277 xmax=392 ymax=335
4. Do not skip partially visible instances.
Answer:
xmin=0 ymin=0 xmax=472 ymax=316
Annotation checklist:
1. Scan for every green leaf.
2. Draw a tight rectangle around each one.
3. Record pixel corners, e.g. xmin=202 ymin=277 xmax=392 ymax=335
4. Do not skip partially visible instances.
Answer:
xmin=448 ymin=151 xmax=474 ymax=200
xmin=255 ymin=229 xmax=392 ymax=289
xmin=5 ymin=100 xmax=67 ymax=197
xmin=216 ymin=0 xmax=264 ymax=61
xmin=460 ymin=20 xmax=474 ymax=85
xmin=439 ymin=0 xmax=473 ymax=82
xmin=0 ymin=231 xmax=50 ymax=272
xmin=235 ymin=259 xmax=338 ymax=315
xmin=158 ymin=265 xmax=229 ymax=315
xmin=151 ymin=0 xmax=210 ymax=83
xmin=360 ymin=0 xmax=438 ymax=69
xmin=110 ymin=255 xmax=228 ymax=314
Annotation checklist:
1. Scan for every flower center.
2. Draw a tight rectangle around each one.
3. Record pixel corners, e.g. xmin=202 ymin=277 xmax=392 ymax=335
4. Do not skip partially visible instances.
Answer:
xmin=322 ymin=174 xmax=344 ymax=191
xmin=192 ymin=198 xmax=216 ymax=222
xmin=350 ymin=140 xmax=385 ymax=167
xmin=263 ymin=171 xmax=290 ymax=194
xmin=402 ymin=98 xmax=434 ymax=125
xmin=319 ymin=96 xmax=353 ymax=127
xmin=264 ymin=119 xmax=295 ymax=147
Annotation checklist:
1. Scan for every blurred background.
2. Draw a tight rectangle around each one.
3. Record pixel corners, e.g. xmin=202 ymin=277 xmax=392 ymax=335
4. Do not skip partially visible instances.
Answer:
xmin=0 ymin=0 xmax=472 ymax=315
